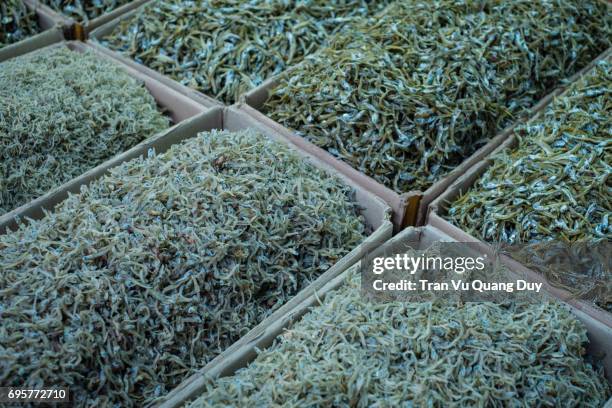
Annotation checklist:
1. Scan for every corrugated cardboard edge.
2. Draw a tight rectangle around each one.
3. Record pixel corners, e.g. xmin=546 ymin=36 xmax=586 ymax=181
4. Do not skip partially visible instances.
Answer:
xmin=25 ymin=0 xmax=150 ymax=39
xmin=0 ymin=0 xmax=66 ymax=62
xmin=86 ymin=0 xmax=223 ymax=109
xmin=71 ymin=42 xmax=213 ymax=121
xmin=87 ymin=0 xmax=149 ymax=39
xmin=426 ymin=50 xmax=612 ymax=329
xmin=86 ymin=40 xmax=223 ymax=109
xmin=0 ymin=27 xmax=63 ymax=63
xmin=240 ymin=46 xmax=612 ymax=230
xmin=0 ymin=41 xmax=214 ymax=233
xmin=159 ymin=225 xmax=612 ymax=408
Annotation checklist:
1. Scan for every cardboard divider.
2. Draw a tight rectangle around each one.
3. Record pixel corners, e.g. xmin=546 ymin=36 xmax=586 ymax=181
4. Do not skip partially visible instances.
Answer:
xmin=86 ymin=0 xmax=149 ymax=40
xmin=426 ymin=52 xmax=612 ymax=329
xmin=159 ymin=225 xmax=611 ymax=408
xmin=0 ymin=108 xmax=222 ymax=235
xmin=0 ymin=40 xmax=214 ymax=233
xmin=86 ymin=1 xmax=223 ymax=109
xmin=196 ymin=226 xmax=453 ymax=381
xmin=241 ymin=47 xmax=612 ymax=231
xmin=0 ymin=101 xmax=393 ymax=406
xmin=0 ymin=26 xmax=63 ymax=63
xmin=0 ymin=1 xmax=66 ymax=63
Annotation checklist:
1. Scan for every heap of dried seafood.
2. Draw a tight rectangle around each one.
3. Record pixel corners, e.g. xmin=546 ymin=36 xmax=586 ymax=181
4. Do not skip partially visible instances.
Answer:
xmin=0 ymin=47 xmax=169 ymax=215
xmin=190 ymin=269 xmax=610 ymax=406
xmin=100 ymin=0 xmax=393 ymax=103
xmin=0 ymin=129 xmax=366 ymax=406
xmin=266 ymin=0 xmax=611 ymax=192
xmin=0 ymin=0 xmax=40 ymax=48
xmin=448 ymin=58 xmax=611 ymax=244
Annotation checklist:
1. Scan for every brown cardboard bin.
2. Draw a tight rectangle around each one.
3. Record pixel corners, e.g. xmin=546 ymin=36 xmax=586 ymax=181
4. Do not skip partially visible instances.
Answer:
xmin=0 ymin=104 xmax=393 ymax=405
xmin=0 ymin=0 xmax=66 ymax=63
xmin=0 ymin=40 xmax=214 ymax=232
xmin=158 ymin=226 xmax=612 ymax=408
xmin=241 ymin=48 xmax=612 ymax=231
xmin=86 ymin=0 xmax=223 ymax=109
xmin=427 ymin=54 xmax=612 ymax=329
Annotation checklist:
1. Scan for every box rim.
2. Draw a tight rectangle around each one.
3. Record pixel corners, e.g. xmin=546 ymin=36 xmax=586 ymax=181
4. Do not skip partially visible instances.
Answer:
xmin=86 ymin=0 xmax=223 ymax=108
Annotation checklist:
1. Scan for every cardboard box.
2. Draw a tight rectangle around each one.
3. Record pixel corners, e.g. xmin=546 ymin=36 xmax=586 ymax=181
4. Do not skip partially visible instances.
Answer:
xmin=157 ymin=226 xmax=611 ymax=408
xmin=241 ymin=48 xmax=612 ymax=231
xmin=427 ymin=52 xmax=612 ymax=330
xmin=0 ymin=40 xmax=215 ymax=232
xmin=0 ymin=0 xmax=65 ymax=63
xmin=86 ymin=1 xmax=222 ymax=109
xmin=0 ymin=103 xmax=393 ymax=405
